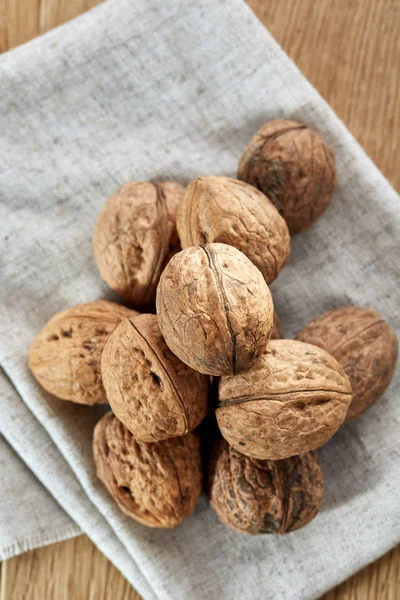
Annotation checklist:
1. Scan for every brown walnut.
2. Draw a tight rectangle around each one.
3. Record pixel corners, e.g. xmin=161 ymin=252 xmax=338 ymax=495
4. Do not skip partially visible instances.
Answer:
xmin=29 ymin=300 xmax=138 ymax=405
xmin=216 ymin=339 xmax=352 ymax=459
xmin=101 ymin=314 xmax=209 ymax=441
xmin=238 ymin=120 xmax=337 ymax=234
xmin=208 ymin=439 xmax=323 ymax=534
xmin=177 ymin=176 xmax=290 ymax=284
xmin=93 ymin=413 xmax=202 ymax=528
xmin=156 ymin=243 xmax=274 ymax=376
xmin=93 ymin=181 xmax=184 ymax=308
xmin=296 ymin=307 xmax=398 ymax=422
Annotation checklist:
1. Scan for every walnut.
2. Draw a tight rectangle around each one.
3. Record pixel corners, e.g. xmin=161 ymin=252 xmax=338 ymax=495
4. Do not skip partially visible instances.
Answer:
xmin=93 ymin=181 xmax=184 ymax=308
xmin=29 ymin=300 xmax=138 ymax=405
xmin=176 ymin=176 xmax=290 ymax=284
xmin=93 ymin=412 xmax=202 ymax=528
xmin=208 ymin=439 xmax=323 ymax=534
xmin=238 ymin=120 xmax=337 ymax=234
xmin=296 ymin=307 xmax=398 ymax=422
xmin=156 ymin=243 xmax=274 ymax=376
xmin=216 ymin=339 xmax=352 ymax=459
xmin=271 ymin=310 xmax=283 ymax=340
xmin=101 ymin=313 xmax=209 ymax=441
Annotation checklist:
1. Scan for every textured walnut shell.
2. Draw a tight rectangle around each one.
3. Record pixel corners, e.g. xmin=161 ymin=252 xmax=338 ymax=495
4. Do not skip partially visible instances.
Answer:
xmin=101 ymin=314 xmax=209 ymax=441
xmin=93 ymin=413 xmax=202 ymax=528
xmin=156 ymin=243 xmax=274 ymax=376
xmin=271 ymin=311 xmax=283 ymax=340
xmin=93 ymin=181 xmax=184 ymax=308
xmin=296 ymin=307 xmax=398 ymax=422
xmin=208 ymin=439 xmax=323 ymax=534
xmin=29 ymin=300 xmax=138 ymax=405
xmin=216 ymin=339 xmax=352 ymax=459
xmin=177 ymin=176 xmax=290 ymax=284
xmin=238 ymin=120 xmax=337 ymax=234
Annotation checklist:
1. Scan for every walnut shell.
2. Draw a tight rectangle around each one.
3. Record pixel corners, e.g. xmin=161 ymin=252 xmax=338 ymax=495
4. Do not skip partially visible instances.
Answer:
xmin=101 ymin=314 xmax=209 ymax=441
xmin=208 ymin=439 xmax=323 ymax=534
xmin=296 ymin=307 xmax=398 ymax=422
xmin=93 ymin=181 xmax=184 ymax=308
xmin=177 ymin=176 xmax=290 ymax=284
xmin=93 ymin=412 xmax=202 ymax=528
xmin=216 ymin=339 xmax=352 ymax=459
xmin=156 ymin=243 xmax=274 ymax=376
xmin=238 ymin=120 xmax=337 ymax=234
xmin=29 ymin=300 xmax=138 ymax=405
xmin=271 ymin=310 xmax=283 ymax=340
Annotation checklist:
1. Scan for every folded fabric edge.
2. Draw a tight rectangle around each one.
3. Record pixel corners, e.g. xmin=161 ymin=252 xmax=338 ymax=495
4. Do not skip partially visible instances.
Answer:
xmin=2 ymin=428 xmax=156 ymax=600
xmin=1 ymin=358 xmax=163 ymax=600
xmin=0 ymin=524 xmax=80 ymax=561
xmin=311 ymin=535 xmax=400 ymax=600
xmin=0 ymin=371 xmax=158 ymax=600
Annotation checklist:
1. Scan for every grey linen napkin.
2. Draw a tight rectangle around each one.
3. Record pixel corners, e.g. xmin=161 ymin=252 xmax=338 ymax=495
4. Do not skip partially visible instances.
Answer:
xmin=0 ymin=0 xmax=399 ymax=598
xmin=0 ymin=429 xmax=79 ymax=559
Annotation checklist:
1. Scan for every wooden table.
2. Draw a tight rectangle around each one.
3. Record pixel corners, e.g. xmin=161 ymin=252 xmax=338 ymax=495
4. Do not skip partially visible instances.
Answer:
xmin=1 ymin=1 xmax=399 ymax=598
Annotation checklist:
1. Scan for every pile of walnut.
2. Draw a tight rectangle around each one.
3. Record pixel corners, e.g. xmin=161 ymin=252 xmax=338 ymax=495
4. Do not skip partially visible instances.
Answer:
xmin=29 ymin=120 xmax=398 ymax=535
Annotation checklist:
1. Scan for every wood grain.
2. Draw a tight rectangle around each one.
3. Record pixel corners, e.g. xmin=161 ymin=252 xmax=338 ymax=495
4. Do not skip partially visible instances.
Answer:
xmin=0 ymin=0 xmax=103 ymax=52
xmin=323 ymin=545 xmax=400 ymax=600
xmin=0 ymin=0 xmax=399 ymax=599
xmin=0 ymin=536 xmax=141 ymax=600
xmin=1 ymin=536 xmax=400 ymax=600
